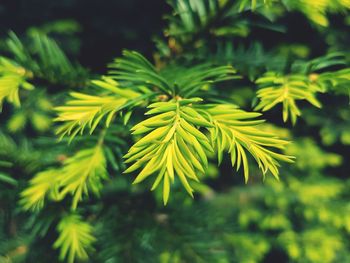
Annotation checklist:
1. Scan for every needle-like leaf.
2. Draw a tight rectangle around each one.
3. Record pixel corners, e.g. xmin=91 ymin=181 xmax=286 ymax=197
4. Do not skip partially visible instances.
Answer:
xmin=124 ymin=98 xmax=213 ymax=204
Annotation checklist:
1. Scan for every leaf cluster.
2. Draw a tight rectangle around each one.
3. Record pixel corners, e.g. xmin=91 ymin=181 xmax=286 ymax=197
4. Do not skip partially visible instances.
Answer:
xmin=53 ymin=214 xmax=95 ymax=263
xmin=124 ymin=98 xmax=293 ymax=204
xmin=20 ymin=145 xmax=107 ymax=211
xmin=255 ymin=53 xmax=350 ymax=124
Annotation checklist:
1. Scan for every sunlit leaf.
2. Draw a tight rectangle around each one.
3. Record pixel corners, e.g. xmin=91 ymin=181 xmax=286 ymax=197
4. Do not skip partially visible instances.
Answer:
xmin=124 ymin=98 xmax=213 ymax=204
xmin=197 ymin=104 xmax=294 ymax=182
xmin=255 ymin=72 xmax=322 ymax=124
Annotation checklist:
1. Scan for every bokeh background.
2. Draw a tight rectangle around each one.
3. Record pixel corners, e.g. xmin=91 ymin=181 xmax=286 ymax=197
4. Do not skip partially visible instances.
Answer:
xmin=0 ymin=0 xmax=349 ymax=262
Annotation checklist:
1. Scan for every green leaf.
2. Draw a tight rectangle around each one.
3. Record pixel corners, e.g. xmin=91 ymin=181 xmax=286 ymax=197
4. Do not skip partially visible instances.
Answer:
xmin=53 ymin=214 xmax=95 ymax=263
xmin=198 ymin=104 xmax=294 ymax=182
xmin=109 ymin=50 xmax=238 ymax=98
xmin=160 ymin=63 xmax=238 ymax=97
xmin=109 ymin=50 xmax=173 ymax=94
xmin=57 ymin=145 xmax=107 ymax=210
xmin=0 ymin=172 xmax=18 ymax=186
xmin=6 ymin=31 xmax=88 ymax=85
xmin=20 ymin=169 xmax=60 ymax=211
xmin=55 ymin=77 xmax=144 ymax=140
xmin=255 ymin=72 xmax=322 ymax=124
xmin=20 ymin=146 xmax=107 ymax=211
xmin=125 ymin=99 xmax=211 ymax=204
xmin=0 ymin=58 xmax=34 ymax=109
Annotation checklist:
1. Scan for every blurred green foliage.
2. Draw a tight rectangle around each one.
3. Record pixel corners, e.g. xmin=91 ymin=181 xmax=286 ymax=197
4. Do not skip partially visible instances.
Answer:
xmin=0 ymin=0 xmax=350 ymax=263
